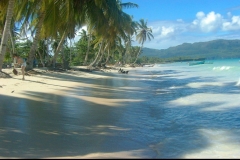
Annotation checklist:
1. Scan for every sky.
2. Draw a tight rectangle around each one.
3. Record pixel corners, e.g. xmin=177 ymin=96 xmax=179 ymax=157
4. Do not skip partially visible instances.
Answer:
xmin=121 ymin=0 xmax=240 ymax=50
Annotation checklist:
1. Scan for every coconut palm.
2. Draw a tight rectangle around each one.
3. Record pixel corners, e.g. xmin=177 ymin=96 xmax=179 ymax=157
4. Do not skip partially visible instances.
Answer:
xmin=88 ymin=40 xmax=104 ymax=69
xmin=15 ymin=0 xmax=48 ymax=70
xmin=132 ymin=19 xmax=154 ymax=65
xmin=50 ymin=0 xmax=86 ymax=68
xmin=0 ymin=0 xmax=15 ymax=71
xmin=89 ymin=0 xmax=138 ymax=67
xmin=122 ymin=18 xmax=138 ymax=64
xmin=37 ymin=39 xmax=49 ymax=67
xmin=83 ymin=27 xmax=93 ymax=65
xmin=0 ymin=0 xmax=9 ymax=34
xmin=103 ymin=35 xmax=123 ymax=65
xmin=16 ymin=0 xmax=78 ymax=69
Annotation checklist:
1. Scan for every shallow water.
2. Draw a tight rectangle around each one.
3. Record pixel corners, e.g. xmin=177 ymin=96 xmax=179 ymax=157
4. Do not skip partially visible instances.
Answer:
xmin=0 ymin=59 xmax=240 ymax=158
xmin=134 ymin=58 xmax=240 ymax=158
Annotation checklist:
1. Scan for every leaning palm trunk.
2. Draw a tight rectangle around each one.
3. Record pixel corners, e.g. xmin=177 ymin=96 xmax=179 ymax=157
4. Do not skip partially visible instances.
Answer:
xmin=122 ymin=49 xmax=127 ymax=65
xmin=37 ymin=49 xmax=45 ymax=67
xmin=0 ymin=0 xmax=15 ymax=71
xmin=83 ymin=34 xmax=91 ymax=65
xmin=27 ymin=11 xmax=46 ymax=70
xmin=104 ymin=49 xmax=110 ymax=64
xmin=132 ymin=43 xmax=143 ymax=65
xmin=96 ymin=45 xmax=107 ymax=66
xmin=9 ymin=30 xmax=16 ymax=57
xmin=88 ymin=43 xmax=103 ymax=69
xmin=52 ymin=30 xmax=68 ymax=68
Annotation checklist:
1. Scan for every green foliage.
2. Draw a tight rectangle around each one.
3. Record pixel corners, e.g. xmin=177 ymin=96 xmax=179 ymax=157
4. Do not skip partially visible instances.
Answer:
xmin=15 ymin=40 xmax=32 ymax=58
xmin=71 ymin=39 xmax=87 ymax=65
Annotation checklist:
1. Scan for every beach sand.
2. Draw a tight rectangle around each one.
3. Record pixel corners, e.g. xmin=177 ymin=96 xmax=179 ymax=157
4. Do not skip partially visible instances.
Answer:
xmin=0 ymin=66 xmax=156 ymax=159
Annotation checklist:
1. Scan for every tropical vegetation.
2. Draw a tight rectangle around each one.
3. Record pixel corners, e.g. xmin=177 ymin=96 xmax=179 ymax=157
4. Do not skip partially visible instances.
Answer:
xmin=139 ymin=39 xmax=240 ymax=63
xmin=0 ymin=0 xmax=154 ymax=71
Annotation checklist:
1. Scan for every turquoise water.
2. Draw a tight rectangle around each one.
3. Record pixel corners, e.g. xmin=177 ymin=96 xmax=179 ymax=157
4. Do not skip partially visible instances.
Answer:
xmin=124 ymin=58 xmax=240 ymax=158
xmin=141 ymin=58 xmax=240 ymax=84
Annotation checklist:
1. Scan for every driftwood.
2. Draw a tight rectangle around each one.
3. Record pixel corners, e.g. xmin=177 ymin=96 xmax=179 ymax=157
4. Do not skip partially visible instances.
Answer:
xmin=0 ymin=71 xmax=12 ymax=78
xmin=118 ymin=68 xmax=129 ymax=74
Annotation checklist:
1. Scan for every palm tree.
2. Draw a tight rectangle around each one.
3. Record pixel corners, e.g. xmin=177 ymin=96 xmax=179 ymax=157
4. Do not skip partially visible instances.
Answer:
xmin=0 ymin=0 xmax=139 ymax=71
xmin=83 ymin=27 xmax=92 ymax=65
xmin=0 ymin=0 xmax=15 ymax=71
xmin=0 ymin=0 xmax=9 ymax=35
xmin=87 ymin=0 xmax=138 ymax=67
xmin=103 ymin=35 xmax=123 ymax=66
xmin=15 ymin=0 xmax=48 ymax=70
xmin=17 ymin=0 xmax=78 ymax=69
xmin=88 ymin=45 xmax=103 ymax=69
xmin=37 ymin=39 xmax=48 ymax=67
xmin=49 ymin=0 xmax=90 ymax=68
xmin=122 ymin=18 xmax=138 ymax=64
xmin=132 ymin=19 xmax=154 ymax=65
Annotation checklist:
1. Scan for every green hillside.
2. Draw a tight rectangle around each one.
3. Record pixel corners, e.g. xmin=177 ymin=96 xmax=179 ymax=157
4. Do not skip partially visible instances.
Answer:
xmin=140 ymin=39 xmax=240 ymax=59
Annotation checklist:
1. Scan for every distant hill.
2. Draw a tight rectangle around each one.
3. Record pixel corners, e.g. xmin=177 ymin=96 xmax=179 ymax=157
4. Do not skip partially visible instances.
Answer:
xmin=140 ymin=39 xmax=240 ymax=59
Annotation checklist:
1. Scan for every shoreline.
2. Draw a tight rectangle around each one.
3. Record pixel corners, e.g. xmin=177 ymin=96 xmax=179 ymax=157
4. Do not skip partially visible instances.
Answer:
xmin=0 ymin=66 xmax=156 ymax=159
xmin=2 ymin=61 xmax=240 ymax=158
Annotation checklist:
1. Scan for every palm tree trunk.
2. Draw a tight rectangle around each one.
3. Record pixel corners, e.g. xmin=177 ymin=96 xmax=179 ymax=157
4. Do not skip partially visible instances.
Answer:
xmin=37 ymin=49 xmax=45 ymax=67
xmin=0 ymin=0 xmax=14 ymax=71
xmin=52 ymin=30 xmax=68 ymax=68
xmin=88 ymin=43 xmax=103 ymax=69
xmin=27 ymin=10 xmax=46 ymax=71
xmin=69 ymin=39 xmax=72 ymax=65
xmin=104 ymin=49 xmax=110 ymax=64
xmin=122 ymin=49 xmax=127 ymax=65
xmin=123 ymin=40 xmax=130 ymax=65
xmin=83 ymin=34 xmax=91 ymax=65
xmin=96 ymin=45 xmax=107 ymax=66
xmin=9 ymin=30 xmax=15 ymax=56
xmin=132 ymin=43 xmax=143 ymax=65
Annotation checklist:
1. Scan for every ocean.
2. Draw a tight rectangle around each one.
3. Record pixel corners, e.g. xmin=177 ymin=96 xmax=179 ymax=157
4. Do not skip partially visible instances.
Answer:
xmin=122 ymin=58 xmax=240 ymax=158
xmin=0 ymin=58 xmax=240 ymax=158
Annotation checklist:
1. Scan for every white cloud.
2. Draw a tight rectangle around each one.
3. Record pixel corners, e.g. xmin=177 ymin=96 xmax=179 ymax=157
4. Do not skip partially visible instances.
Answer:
xmin=150 ymin=20 xmax=188 ymax=41
xmin=152 ymin=26 xmax=175 ymax=40
xmin=196 ymin=11 xmax=205 ymax=19
xmin=192 ymin=11 xmax=223 ymax=32
xmin=222 ymin=15 xmax=240 ymax=31
xmin=161 ymin=26 xmax=174 ymax=36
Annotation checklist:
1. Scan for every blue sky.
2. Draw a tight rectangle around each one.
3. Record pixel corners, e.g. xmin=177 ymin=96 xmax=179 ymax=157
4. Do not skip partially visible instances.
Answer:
xmin=121 ymin=0 xmax=240 ymax=50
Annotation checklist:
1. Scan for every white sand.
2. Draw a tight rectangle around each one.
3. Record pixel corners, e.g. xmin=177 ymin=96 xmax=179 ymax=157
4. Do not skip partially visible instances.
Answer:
xmin=0 ymin=66 xmax=156 ymax=159
xmin=1 ymin=66 xmax=127 ymax=94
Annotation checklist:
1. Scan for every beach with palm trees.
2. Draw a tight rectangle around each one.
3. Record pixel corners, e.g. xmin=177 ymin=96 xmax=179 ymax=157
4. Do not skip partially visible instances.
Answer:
xmin=2 ymin=0 xmax=240 ymax=159
xmin=0 ymin=0 xmax=158 ymax=158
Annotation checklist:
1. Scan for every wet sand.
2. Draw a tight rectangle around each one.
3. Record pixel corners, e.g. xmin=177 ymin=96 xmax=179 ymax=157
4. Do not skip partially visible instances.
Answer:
xmin=0 ymin=67 xmax=156 ymax=159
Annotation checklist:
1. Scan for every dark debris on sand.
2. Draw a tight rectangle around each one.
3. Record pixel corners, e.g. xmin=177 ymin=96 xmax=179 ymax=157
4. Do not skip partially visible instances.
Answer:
xmin=0 ymin=71 xmax=12 ymax=78
xmin=46 ymin=67 xmax=68 ymax=72
xmin=70 ymin=68 xmax=93 ymax=72
xmin=26 ymin=69 xmax=43 ymax=75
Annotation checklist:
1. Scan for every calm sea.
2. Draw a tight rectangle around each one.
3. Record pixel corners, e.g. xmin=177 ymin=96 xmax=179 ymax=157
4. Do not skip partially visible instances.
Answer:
xmin=1 ymin=58 xmax=240 ymax=158
xmin=124 ymin=58 xmax=240 ymax=158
